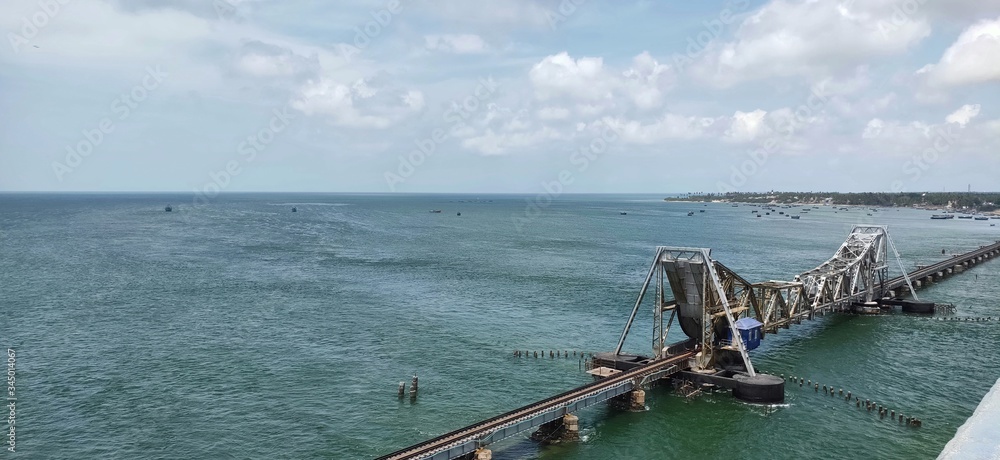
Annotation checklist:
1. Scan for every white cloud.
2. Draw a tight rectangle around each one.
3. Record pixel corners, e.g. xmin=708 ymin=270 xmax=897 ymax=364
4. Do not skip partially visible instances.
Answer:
xmin=862 ymin=118 xmax=885 ymax=139
xmin=529 ymin=52 xmax=612 ymax=102
xmin=460 ymin=126 xmax=563 ymax=155
xmin=424 ymin=34 xmax=488 ymax=54
xmin=528 ymin=51 xmax=674 ymax=114
xmin=725 ymin=110 xmax=769 ymax=142
xmin=945 ymin=104 xmax=981 ymax=126
xmin=291 ymin=78 xmax=423 ymax=129
xmin=601 ymin=114 xmax=719 ymax=144
xmin=234 ymin=41 xmax=319 ymax=80
xmin=918 ymin=16 xmax=1000 ymax=86
xmin=537 ymin=106 xmax=570 ymax=120
xmin=693 ymin=0 xmax=931 ymax=86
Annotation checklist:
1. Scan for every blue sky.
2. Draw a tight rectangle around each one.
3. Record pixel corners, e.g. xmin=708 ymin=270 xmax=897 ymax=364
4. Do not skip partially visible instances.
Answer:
xmin=1 ymin=0 xmax=999 ymax=194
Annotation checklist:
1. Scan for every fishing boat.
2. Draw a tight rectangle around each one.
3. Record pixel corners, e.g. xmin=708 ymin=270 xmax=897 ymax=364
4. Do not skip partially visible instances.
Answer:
xmin=790 ymin=215 xmax=800 ymax=219
xmin=975 ymin=215 xmax=989 ymax=221
xmin=620 ymin=211 xmax=627 ymax=215
xmin=430 ymin=210 xmax=442 ymax=213
xmin=164 ymin=205 xmax=172 ymax=212
xmin=958 ymin=215 xmax=973 ymax=219
xmin=687 ymin=211 xmax=694 ymax=216
xmin=931 ymin=214 xmax=954 ymax=220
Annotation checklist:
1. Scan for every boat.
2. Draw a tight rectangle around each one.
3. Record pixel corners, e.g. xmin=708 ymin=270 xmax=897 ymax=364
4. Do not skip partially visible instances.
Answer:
xmin=779 ymin=211 xmax=785 ymax=215
xmin=457 ymin=212 xmax=461 ymax=216
xmin=687 ymin=211 xmax=694 ymax=216
xmin=164 ymin=205 xmax=172 ymax=212
xmin=732 ymin=204 xmax=738 ymax=207
xmin=430 ymin=210 xmax=442 ymax=213
xmin=931 ymin=214 xmax=954 ymax=220
xmin=791 ymin=215 xmax=800 ymax=219
xmin=699 ymin=210 xmax=705 ymax=213
xmin=620 ymin=211 xmax=627 ymax=215
xmin=291 ymin=207 xmax=297 ymax=213
xmin=958 ymin=215 xmax=973 ymax=219
xmin=975 ymin=215 xmax=989 ymax=221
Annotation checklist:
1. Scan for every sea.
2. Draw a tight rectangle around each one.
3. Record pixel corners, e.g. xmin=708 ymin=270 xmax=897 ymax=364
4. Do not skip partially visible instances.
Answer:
xmin=1 ymin=193 xmax=998 ymax=459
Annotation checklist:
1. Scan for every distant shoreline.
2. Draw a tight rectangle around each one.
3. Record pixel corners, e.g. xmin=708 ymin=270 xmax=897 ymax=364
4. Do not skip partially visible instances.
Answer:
xmin=666 ymin=192 xmax=1000 ymax=214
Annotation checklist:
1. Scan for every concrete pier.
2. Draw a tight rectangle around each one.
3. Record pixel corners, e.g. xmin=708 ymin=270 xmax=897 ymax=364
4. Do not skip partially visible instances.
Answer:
xmin=938 ymin=378 xmax=1000 ymax=459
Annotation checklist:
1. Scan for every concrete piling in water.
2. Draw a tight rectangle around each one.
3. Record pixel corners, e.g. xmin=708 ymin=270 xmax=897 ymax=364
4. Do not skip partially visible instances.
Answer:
xmin=534 ymin=351 xmax=538 ymax=358
xmin=891 ymin=410 xmax=895 ymax=418
xmin=398 ymin=381 xmax=406 ymax=398
xmin=562 ymin=414 xmax=581 ymax=441
xmin=630 ymin=389 xmax=646 ymax=411
xmin=410 ymin=375 xmax=419 ymax=397
xmin=847 ymin=391 xmax=851 ymax=400
xmin=815 ymin=384 xmax=819 ymax=392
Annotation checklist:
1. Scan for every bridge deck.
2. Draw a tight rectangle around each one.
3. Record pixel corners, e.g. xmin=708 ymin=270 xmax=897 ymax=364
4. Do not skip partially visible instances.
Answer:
xmin=376 ymin=351 xmax=693 ymax=460
xmin=886 ymin=241 xmax=1000 ymax=290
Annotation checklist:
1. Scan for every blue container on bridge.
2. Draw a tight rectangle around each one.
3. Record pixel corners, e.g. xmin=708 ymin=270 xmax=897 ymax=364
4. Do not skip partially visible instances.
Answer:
xmin=728 ymin=317 xmax=763 ymax=350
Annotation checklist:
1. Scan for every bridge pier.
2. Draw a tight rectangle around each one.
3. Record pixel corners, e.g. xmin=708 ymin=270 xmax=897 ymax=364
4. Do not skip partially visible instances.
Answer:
xmin=531 ymin=413 xmax=580 ymax=444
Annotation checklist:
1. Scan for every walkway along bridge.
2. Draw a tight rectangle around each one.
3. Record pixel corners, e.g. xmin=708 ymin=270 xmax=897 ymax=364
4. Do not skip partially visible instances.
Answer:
xmin=377 ymin=226 xmax=1000 ymax=460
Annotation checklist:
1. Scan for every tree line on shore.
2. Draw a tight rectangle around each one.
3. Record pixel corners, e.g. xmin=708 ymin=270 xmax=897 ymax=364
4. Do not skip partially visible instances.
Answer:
xmin=672 ymin=192 xmax=999 ymax=212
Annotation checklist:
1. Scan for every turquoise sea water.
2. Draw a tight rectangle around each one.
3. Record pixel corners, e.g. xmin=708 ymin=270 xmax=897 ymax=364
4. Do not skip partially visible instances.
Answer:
xmin=1 ymin=193 xmax=998 ymax=459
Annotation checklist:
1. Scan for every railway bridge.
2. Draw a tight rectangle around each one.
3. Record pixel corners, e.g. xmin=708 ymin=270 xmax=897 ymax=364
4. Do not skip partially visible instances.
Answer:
xmin=378 ymin=226 xmax=1000 ymax=460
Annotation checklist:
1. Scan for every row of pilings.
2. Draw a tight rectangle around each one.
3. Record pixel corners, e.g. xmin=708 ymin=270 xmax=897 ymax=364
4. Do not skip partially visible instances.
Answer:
xmin=784 ymin=374 xmax=923 ymax=427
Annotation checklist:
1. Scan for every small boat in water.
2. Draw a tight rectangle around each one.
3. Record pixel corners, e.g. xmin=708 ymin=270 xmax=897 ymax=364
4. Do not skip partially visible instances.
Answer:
xmin=699 ymin=209 xmax=705 ymax=213
xmin=430 ymin=210 xmax=442 ymax=213
xmin=620 ymin=211 xmax=627 ymax=215
xmin=790 ymin=215 xmax=800 ymax=219
xmin=687 ymin=211 xmax=694 ymax=216
xmin=291 ymin=207 xmax=297 ymax=213
xmin=958 ymin=215 xmax=973 ymax=219
xmin=931 ymin=214 xmax=954 ymax=219
xmin=975 ymin=216 xmax=989 ymax=220
xmin=165 ymin=205 xmax=172 ymax=212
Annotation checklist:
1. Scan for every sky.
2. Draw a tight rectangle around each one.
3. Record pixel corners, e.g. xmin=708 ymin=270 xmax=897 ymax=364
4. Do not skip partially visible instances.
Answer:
xmin=1 ymin=0 xmax=999 ymax=194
